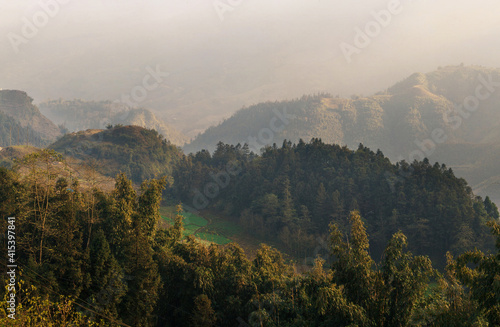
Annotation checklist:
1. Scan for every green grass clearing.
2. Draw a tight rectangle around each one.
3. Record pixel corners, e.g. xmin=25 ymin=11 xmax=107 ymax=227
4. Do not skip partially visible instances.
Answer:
xmin=182 ymin=224 xmax=201 ymax=236
xmin=160 ymin=207 xmax=207 ymax=226
xmin=161 ymin=205 xmax=233 ymax=244
xmin=182 ymin=211 xmax=208 ymax=227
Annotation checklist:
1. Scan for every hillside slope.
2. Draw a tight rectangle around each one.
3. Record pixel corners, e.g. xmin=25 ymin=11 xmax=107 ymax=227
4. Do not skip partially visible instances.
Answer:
xmin=174 ymin=140 xmax=499 ymax=269
xmin=184 ymin=65 xmax=500 ymax=203
xmin=49 ymin=125 xmax=184 ymax=183
xmin=0 ymin=90 xmax=61 ymax=147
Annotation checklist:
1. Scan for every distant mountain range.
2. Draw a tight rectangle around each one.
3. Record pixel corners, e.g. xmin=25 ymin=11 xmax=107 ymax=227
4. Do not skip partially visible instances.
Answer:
xmin=0 ymin=91 xmax=188 ymax=147
xmin=38 ymin=99 xmax=188 ymax=146
xmin=3 ymin=65 xmax=500 ymax=204
xmin=184 ymin=65 xmax=500 ymax=204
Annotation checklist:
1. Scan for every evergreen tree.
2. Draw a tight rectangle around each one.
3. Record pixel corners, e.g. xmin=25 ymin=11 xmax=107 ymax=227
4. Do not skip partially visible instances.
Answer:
xmin=484 ymin=196 xmax=500 ymax=219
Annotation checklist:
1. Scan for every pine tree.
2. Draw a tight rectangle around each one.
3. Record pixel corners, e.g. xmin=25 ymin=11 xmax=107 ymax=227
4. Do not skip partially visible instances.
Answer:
xmin=280 ymin=177 xmax=296 ymax=225
xmin=84 ymin=229 xmax=127 ymax=323
xmin=484 ymin=196 xmax=499 ymax=219
xmin=314 ymin=182 xmax=328 ymax=229
xmin=137 ymin=177 xmax=168 ymax=240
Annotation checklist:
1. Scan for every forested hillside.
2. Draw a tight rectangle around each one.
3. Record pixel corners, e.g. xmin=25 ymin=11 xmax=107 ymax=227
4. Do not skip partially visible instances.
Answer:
xmin=2 ymin=73 xmax=500 ymax=324
xmin=184 ymin=65 xmax=500 ymax=204
xmin=45 ymin=125 xmax=499 ymax=269
xmin=175 ymin=140 xmax=499 ymax=269
xmin=49 ymin=125 xmax=184 ymax=184
xmin=186 ymin=65 xmax=500 ymax=155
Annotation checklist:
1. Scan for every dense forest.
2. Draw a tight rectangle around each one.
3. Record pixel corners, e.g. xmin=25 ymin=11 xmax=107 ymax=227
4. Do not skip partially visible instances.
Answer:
xmin=50 ymin=125 xmax=184 ymax=184
xmin=1 ymin=136 xmax=500 ymax=325
xmin=183 ymin=66 xmax=500 ymax=205
xmin=174 ymin=140 xmax=498 ymax=269
xmin=1 ymin=151 xmax=500 ymax=325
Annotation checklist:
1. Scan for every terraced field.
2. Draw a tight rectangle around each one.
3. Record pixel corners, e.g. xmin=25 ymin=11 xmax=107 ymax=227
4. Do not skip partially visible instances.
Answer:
xmin=160 ymin=205 xmax=240 ymax=245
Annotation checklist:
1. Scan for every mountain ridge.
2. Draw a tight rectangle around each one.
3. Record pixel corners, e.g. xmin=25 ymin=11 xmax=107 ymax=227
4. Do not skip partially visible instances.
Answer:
xmin=183 ymin=65 xmax=500 ymax=203
xmin=0 ymin=90 xmax=62 ymax=146
xmin=38 ymin=99 xmax=188 ymax=146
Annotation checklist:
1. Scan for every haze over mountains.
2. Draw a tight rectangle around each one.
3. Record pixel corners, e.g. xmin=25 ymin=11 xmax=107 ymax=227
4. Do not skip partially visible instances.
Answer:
xmin=185 ymin=65 xmax=500 ymax=203
xmin=3 ymin=1 xmax=500 ymax=137
xmin=2 ymin=65 xmax=500 ymax=204
xmin=38 ymin=99 xmax=188 ymax=145
xmin=0 ymin=90 xmax=61 ymax=147
xmin=4 ymin=2 xmax=500 ymax=325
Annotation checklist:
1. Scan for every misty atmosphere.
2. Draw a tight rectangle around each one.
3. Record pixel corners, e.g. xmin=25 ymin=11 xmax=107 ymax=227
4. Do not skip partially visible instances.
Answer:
xmin=2 ymin=1 xmax=500 ymax=326
xmin=3 ymin=0 xmax=500 ymax=134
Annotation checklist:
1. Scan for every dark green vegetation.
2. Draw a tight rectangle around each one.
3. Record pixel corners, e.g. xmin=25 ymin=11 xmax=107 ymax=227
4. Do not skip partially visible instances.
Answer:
xmin=175 ymin=140 xmax=499 ymax=270
xmin=39 ymin=99 xmax=188 ymax=146
xmin=160 ymin=206 xmax=234 ymax=245
xmin=1 ymin=155 xmax=500 ymax=325
xmin=184 ymin=65 xmax=500 ymax=204
xmin=49 ymin=125 xmax=184 ymax=184
xmin=2 ymin=65 xmax=500 ymax=325
xmin=0 ymin=90 xmax=62 ymax=147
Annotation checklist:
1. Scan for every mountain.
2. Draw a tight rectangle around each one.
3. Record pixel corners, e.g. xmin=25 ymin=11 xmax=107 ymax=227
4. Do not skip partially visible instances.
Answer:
xmin=49 ymin=125 xmax=184 ymax=183
xmin=184 ymin=65 xmax=500 ymax=204
xmin=0 ymin=90 xmax=62 ymax=147
xmin=38 ymin=99 xmax=188 ymax=146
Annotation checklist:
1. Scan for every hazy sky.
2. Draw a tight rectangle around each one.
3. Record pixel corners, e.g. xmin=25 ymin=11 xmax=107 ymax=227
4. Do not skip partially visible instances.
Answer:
xmin=2 ymin=0 xmax=500 ymax=134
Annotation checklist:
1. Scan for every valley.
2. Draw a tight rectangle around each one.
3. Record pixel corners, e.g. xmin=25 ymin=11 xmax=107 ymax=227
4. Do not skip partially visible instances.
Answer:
xmin=2 ymin=65 xmax=500 ymax=326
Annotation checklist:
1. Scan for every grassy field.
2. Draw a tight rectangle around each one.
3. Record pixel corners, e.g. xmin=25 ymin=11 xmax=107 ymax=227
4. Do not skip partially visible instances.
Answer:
xmin=159 ymin=205 xmax=308 ymax=261
xmin=160 ymin=205 xmax=251 ymax=246
xmin=160 ymin=206 xmax=209 ymax=236
xmin=160 ymin=205 xmax=233 ymax=242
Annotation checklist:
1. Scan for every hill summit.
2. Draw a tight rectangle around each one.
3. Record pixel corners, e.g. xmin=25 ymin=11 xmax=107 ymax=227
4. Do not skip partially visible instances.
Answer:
xmin=49 ymin=125 xmax=183 ymax=183
xmin=184 ymin=65 xmax=500 ymax=203
xmin=38 ymin=99 xmax=188 ymax=146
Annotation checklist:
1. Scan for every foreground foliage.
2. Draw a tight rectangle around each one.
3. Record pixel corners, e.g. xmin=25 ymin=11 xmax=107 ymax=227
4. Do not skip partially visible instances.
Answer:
xmin=1 ymin=151 xmax=500 ymax=326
